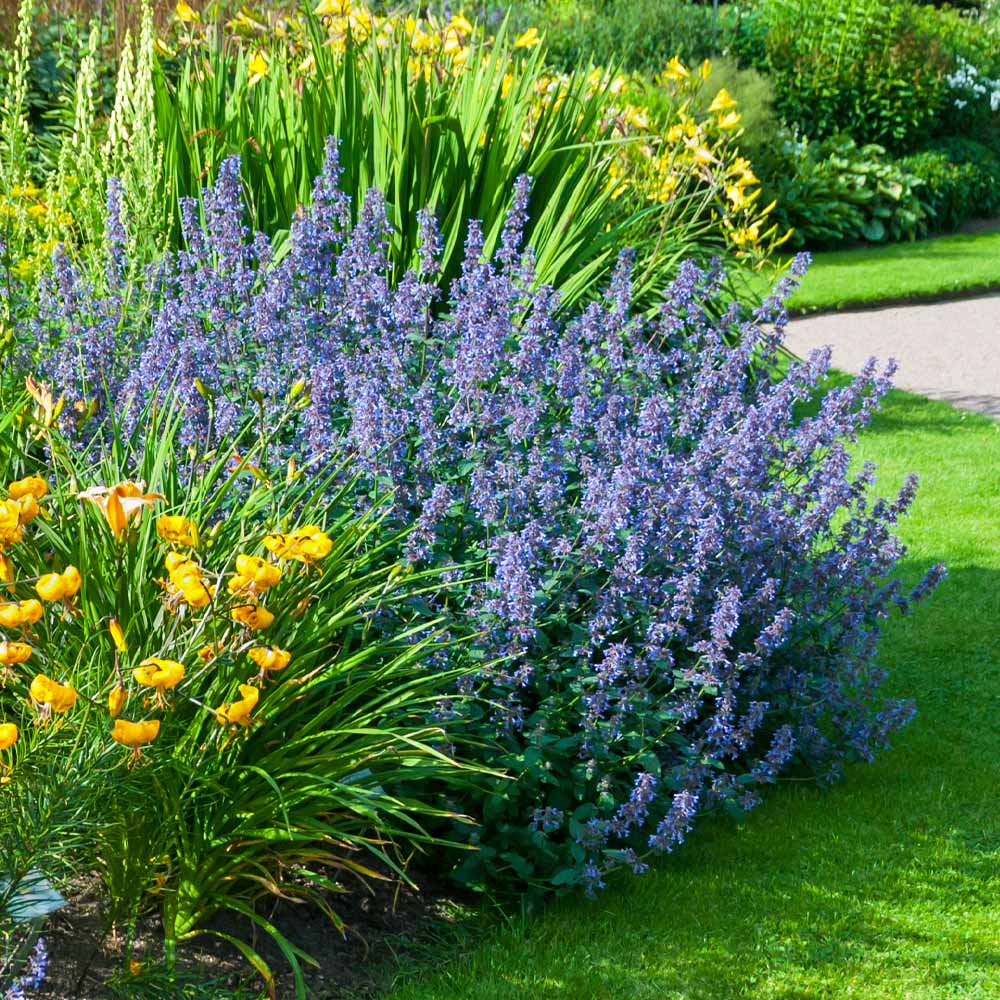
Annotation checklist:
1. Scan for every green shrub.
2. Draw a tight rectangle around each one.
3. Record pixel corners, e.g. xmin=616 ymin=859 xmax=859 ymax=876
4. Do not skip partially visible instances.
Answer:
xmin=901 ymin=139 xmax=1000 ymax=231
xmin=686 ymin=55 xmax=780 ymax=163
xmin=542 ymin=0 xmax=728 ymax=76
xmin=759 ymin=132 xmax=928 ymax=248
xmin=735 ymin=0 xmax=953 ymax=154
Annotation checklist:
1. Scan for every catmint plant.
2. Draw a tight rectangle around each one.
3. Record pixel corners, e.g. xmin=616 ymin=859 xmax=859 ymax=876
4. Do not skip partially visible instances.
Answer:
xmin=12 ymin=143 xmax=944 ymax=892
xmin=3 ymin=938 xmax=47 ymax=1000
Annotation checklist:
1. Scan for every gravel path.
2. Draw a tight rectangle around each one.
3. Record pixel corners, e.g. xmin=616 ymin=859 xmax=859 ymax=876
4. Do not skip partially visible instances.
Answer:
xmin=785 ymin=295 xmax=1000 ymax=417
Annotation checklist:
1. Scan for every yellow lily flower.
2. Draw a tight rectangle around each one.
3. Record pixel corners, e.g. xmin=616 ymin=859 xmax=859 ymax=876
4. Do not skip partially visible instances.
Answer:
xmin=709 ymin=88 xmax=737 ymax=113
xmin=78 ymin=482 xmax=164 ymax=540
xmin=29 ymin=674 xmax=77 ymax=713
xmin=0 ymin=599 xmax=43 ymax=628
xmin=134 ymin=657 xmax=185 ymax=692
xmin=175 ymin=0 xmax=200 ymax=23
xmin=8 ymin=476 xmax=47 ymax=501
xmin=108 ymin=685 xmax=127 ymax=718
xmin=514 ymin=27 xmax=540 ymax=49
xmin=0 ymin=501 xmax=22 ymax=548
xmin=248 ymin=646 xmax=292 ymax=673
xmin=231 ymin=603 xmax=275 ymax=631
xmin=0 ymin=641 xmax=31 ymax=665
xmin=263 ymin=525 xmax=333 ymax=564
xmin=111 ymin=718 xmax=160 ymax=747
xmin=157 ymin=515 xmax=199 ymax=547
xmin=216 ymin=683 xmax=259 ymax=727
xmin=35 ymin=566 xmax=81 ymax=603
xmin=248 ymin=50 xmax=269 ymax=86
xmin=663 ymin=57 xmax=690 ymax=82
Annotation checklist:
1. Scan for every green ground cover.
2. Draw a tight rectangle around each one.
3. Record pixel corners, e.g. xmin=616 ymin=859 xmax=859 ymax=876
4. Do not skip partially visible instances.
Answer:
xmin=384 ymin=387 xmax=1000 ymax=1000
xmin=777 ymin=228 xmax=1000 ymax=312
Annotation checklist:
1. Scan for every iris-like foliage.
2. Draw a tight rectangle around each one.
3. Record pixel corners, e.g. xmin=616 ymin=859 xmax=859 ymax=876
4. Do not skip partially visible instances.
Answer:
xmin=15 ymin=150 xmax=943 ymax=892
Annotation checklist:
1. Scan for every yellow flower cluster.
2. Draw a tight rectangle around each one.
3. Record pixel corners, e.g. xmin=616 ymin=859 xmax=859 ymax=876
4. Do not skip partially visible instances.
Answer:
xmin=168 ymin=0 xmax=540 ymax=83
xmin=605 ymin=58 xmax=788 ymax=261
xmin=0 ymin=476 xmax=46 ymax=549
xmin=0 ymin=473 xmax=333 ymax=764
xmin=0 ymin=183 xmax=73 ymax=280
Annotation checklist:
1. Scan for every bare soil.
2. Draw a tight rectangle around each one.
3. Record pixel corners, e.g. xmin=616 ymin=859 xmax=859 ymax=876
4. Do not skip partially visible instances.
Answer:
xmin=29 ymin=866 xmax=476 ymax=1000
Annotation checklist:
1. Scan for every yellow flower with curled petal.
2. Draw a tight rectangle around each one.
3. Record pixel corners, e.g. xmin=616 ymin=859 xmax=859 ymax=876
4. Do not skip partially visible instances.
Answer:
xmin=248 ymin=646 xmax=291 ymax=673
xmin=0 ymin=501 xmax=23 ymax=548
xmin=231 ymin=603 xmax=274 ymax=631
xmin=709 ymin=88 xmax=737 ymax=113
xmin=8 ymin=476 xmax=47 ymax=501
xmin=198 ymin=642 xmax=223 ymax=663
xmin=16 ymin=494 xmax=39 ymax=526
xmin=263 ymin=525 xmax=333 ymax=565
xmin=35 ymin=566 xmax=81 ymax=603
xmin=232 ymin=554 xmax=281 ymax=592
xmin=0 ymin=722 xmax=17 ymax=751
xmin=157 ymin=515 xmax=198 ymax=547
xmin=663 ymin=57 xmax=690 ymax=82
xmin=175 ymin=0 xmax=199 ymax=23
xmin=108 ymin=685 xmax=126 ymax=718
xmin=514 ymin=27 xmax=540 ymax=49
xmin=78 ymin=482 xmax=164 ymax=540
xmin=216 ymin=684 xmax=259 ymax=727
xmin=112 ymin=718 xmax=160 ymax=747
xmin=133 ymin=658 xmax=185 ymax=692
xmin=0 ymin=641 xmax=31 ymax=665
xmin=29 ymin=674 xmax=77 ymax=713
xmin=0 ymin=600 xmax=42 ymax=628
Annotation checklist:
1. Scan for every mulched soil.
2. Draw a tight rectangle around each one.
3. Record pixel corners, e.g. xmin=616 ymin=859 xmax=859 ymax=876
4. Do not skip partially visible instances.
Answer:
xmin=29 ymin=865 xmax=476 ymax=1000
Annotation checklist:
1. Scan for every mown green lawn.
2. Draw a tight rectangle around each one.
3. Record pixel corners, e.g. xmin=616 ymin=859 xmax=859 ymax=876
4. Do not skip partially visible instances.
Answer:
xmin=384 ymin=389 xmax=1000 ymax=1000
xmin=781 ymin=228 xmax=1000 ymax=313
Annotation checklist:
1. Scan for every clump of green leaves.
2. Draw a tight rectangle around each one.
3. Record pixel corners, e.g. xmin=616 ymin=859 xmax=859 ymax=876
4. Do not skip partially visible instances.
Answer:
xmin=758 ymin=132 xmax=928 ymax=248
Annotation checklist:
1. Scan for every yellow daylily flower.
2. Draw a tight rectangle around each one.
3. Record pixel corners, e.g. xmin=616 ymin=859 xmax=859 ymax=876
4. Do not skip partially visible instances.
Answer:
xmin=216 ymin=683 xmax=259 ymax=727
xmin=248 ymin=646 xmax=292 ymax=673
xmin=514 ymin=27 xmax=540 ymax=49
xmin=0 ymin=641 xmax=31 ymax=665
xmin=663 ymin=57 xmax=690 ymax=82
xmin=29 ymin=674 xmax=77 ymax=713
xmin=133 ymin=657 xmax=185 ymax=692
xmin=35 ymin=566 xmax=81 ymax=603
xmin=8 ymin=476 xmax=47 ymax=501
xmin=231 ymin=603 xmax=275 ymax=631
xmin=78 ymin=482 xmax=164 ymax=540
xmin=111 ymin=718 xmax=160 ymax=747
xmin=157 ymin=515 xmax=199 ymax=547
xmin=248 ymin=50 xmax=269 ymax=85
xmin=175 ymin=0 xmax=200 ymax=23
xmin=709 ymin=88 xmax=737 ymax=113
